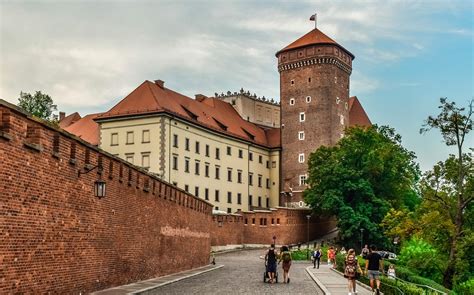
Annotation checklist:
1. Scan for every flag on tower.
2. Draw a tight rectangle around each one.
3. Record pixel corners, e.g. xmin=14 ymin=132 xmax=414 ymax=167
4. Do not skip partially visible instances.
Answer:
xmin=309 ymin=14 xmax=316 ymax=21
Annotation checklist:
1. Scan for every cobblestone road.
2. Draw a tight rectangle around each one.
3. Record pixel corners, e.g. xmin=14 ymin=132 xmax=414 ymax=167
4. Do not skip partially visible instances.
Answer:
xmin=152 ymin=249 xmax=323 ymax=294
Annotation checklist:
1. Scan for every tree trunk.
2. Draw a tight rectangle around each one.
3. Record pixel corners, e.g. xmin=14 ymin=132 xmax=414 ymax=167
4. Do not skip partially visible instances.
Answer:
xmin=443 ymin=202 xmax=463 ymax=288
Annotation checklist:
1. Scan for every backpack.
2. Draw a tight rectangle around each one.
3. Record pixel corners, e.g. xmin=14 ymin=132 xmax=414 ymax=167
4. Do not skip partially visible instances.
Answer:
xmin=282 ymin=252 xmax=291 ymax=263
xmin=344 ymin=254 xmax=357 ymax=276
xmin=315 ymin=250 xmax=321 ymax=258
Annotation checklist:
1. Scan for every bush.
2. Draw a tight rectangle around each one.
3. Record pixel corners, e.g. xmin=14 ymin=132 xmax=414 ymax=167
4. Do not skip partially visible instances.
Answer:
xmin=453 ymin=278 xmax=474 ymax=295
xmin=398 ymin=237 xmax=445 ymax=283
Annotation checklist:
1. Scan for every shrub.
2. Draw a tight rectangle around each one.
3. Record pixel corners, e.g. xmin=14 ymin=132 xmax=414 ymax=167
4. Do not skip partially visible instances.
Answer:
xmin=453 ymin=278 xmax=474 ymax=295
xmin=398 ymin=237 xmax=445 ymax=283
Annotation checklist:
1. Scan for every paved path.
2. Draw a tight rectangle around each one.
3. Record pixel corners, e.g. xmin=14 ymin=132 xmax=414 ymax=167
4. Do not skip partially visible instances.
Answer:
xmin=94 ymin=249 xmax=374 ymax=294
xmin=307 ymin=264 xmax=373 ymax=295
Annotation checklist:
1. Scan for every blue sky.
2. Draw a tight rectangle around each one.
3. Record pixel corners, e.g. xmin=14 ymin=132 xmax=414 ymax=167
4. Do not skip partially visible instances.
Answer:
xmin=1 ymin=0 xmax=472 ymax=172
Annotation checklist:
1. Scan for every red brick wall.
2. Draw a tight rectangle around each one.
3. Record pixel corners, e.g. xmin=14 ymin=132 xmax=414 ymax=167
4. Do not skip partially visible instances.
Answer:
xmin=0 ymin=101 xmax=213 ymax=294
xmin=210 ymin=208 xmax=337 ymax=247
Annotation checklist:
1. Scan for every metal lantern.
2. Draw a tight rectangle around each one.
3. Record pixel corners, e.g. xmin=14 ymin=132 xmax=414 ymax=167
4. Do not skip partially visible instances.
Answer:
xmin=94 ymin=179 xmax=106 ymax=198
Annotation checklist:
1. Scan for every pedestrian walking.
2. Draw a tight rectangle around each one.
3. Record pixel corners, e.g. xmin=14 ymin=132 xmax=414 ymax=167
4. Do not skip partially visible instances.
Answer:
xmin=328 ymin=246 xmax=336 ymax=269
xmin=361 ymin=244 xmax=369 ymax=259
xmin=365 ymin=245 xmax=383 ymax=294
xmin=312 ymin=248 xmax=322 ymax=269
xmin=344 ymin=249 xmax=362 ymax=295
xmin=279 ymin=245 xmax=292 ymax=283
xmin=265 ymin=244 xmax=278 ymax=284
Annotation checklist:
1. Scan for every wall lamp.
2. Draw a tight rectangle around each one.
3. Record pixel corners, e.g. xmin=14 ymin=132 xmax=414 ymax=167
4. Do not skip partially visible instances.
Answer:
xmin=78 ymin=165 xmax=106 ymax=199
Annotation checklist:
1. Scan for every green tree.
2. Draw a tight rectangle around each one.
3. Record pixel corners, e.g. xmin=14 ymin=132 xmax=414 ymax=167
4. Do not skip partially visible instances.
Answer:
xmin=304 ymin=126 xmax=420 ymax=249
xmin=420 ymin=98 xmax=473 ymax=288
xmin=17 ymin=91 xmax=57 ymax=121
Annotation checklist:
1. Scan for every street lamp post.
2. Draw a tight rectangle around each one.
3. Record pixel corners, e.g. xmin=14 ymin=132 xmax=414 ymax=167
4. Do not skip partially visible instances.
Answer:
xmin=360 ymin=228 xmax=364 ymax=251
xmin=306 ymin=214 xmax=311 ymax=260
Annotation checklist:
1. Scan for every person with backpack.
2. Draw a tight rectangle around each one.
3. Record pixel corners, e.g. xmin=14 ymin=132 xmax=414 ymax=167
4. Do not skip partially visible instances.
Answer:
xmin=265 ymin=244 xmax=278 ymax=283
xmin=344 ymin=249 xmax=362 ymax=295
xmin=278 ymin=245 xmax=292 ymax=283
xmin=312 ymin=247 xmax=322 ymax=269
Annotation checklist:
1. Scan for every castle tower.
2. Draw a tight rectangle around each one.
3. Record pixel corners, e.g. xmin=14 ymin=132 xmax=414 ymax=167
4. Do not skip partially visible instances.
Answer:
xmin=276 ymin=27 xmax=354 ymax=206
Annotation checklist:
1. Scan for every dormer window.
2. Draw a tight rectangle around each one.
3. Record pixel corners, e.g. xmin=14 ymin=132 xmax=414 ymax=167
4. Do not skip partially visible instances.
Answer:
xmin=213 ymin=117 xmax=228 ymax=131
xmin=181 ymin=105 xmax=198 ymax=121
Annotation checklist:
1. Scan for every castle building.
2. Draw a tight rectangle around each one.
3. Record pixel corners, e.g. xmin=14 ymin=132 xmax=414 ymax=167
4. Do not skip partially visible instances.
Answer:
xmin=61 ymin=26 xmax=370 ymax=212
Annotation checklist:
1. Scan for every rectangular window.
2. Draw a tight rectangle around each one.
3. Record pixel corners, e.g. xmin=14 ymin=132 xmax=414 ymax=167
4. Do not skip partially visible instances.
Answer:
xmin=277 ymin=218 xmax=280 ymax=225
xmin=252 ymin=218 xmax=255 ymax=225
xmin=238 ymin=149 xmax=243 ymax=158
xmin=215 ymin=166 xmax=220 ymax=179
xmin=259 ymin=155 xmax=262 ymax=164
xmin=266 ymin=178 xmax=270 ymax=189
xmin=173 ymin=134 xmax=178 ymax=147
xmin=258 ymin=196 xmax=262 ymax=207
xmin=237 ymin=193 xmax=242 ymax=205
xmin=272 ymin=161 xmax=276 ymax=168
xmin=195 ymin=186 xmax=199 ymax=198
xmin=111 ymin=133 xmax=118 ymax=146
xmin=205 ymin=163 xmax=210 ymax=177
xmin=227 ymin=168 xmax=232 ymax=182
xmin=142 ymin=130 xmax=150 ymax=143
xmin=195 ymin=161 xmax=200 ymax=175
xmin=195 ymin=141 xmax=200 ymax=154
xmin=299 ymin=112 xmax=305 ymax=122
xmin=237 ymin=170 xmax=242 ymax=183
xmin=249 ymin=152 xmax=253 ymax=161
xmin=185 ymin=138 xmax=190 ymax=151
xmin=205 ymin=144 xmax=210 ymax=157
xmin=299 ymin=153 xmax=305 ymax=163
xmin=126 ymin=131 xmax=134 ymax=144
xmin=125 ymin=153 xmax=134 ymax=164
xmin=185 ymin=185 xmax=189 ymax=192
xmin=258 ymin=175 xmax=262 ymax=187
xmin=227 ymin=192 xmax=232 ymax=204
xmin=299 ymin=131 xmax=305 ymax=140
xmin=227 ymin=208 xmax=232 ymax=213
xmin=299 ymin=175 xmax=307 ymax=185
xmin=227 ymin=146 xmax=231 ymax=156
xmin=249 ymin=195 xmax=253 ymax=206
xmin=185 ymin=157 xmax=190 ymax=173
xmin=249 ymin=173 xmax=253 ymax=186
xmin=205 ymin=188 xmax=209 ymax=200
xmin=266 ymin=197 xmax=269 ymax=208
xmin=266 ymin=161 xmax=269 ymax=168
xmin=172 ymin=155 xmax=178 ymax=170
xmin=215 ymin=190 xmax=220 ymax=202
xmin=142 ymin=153 xmax=150 ymax=168
xmin=216 ymin=148 xmax=220 ymax=159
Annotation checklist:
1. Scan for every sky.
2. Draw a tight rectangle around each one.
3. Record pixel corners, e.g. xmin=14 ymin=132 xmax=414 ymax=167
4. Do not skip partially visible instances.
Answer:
xmin=1 ymin=0 xmax=473 ymax=172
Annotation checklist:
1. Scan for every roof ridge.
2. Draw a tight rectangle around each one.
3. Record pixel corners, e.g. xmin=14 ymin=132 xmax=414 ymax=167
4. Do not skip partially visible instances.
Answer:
xmin=146 ymin=81 xmax=163 ymax=109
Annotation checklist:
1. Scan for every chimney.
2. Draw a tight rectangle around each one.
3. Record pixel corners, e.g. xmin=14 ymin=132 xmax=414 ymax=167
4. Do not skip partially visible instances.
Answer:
xmin=195 ymin=94 xmax=208 ymax=102
xmin=59 ymin=112 xmax=66 ymax=121
xmin=154 ymin=80 xmax=165 ymax=88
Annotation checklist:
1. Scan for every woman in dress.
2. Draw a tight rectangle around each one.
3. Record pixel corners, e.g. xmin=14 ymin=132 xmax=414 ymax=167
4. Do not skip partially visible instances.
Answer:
xmin=344 ymin=248 xmax=362 ymax=295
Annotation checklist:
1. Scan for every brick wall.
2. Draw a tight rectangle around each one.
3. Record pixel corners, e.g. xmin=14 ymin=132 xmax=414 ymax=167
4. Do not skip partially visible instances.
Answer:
xmin=0 ymin=100 xmax=213 ymax=294
xmin=210 ymin=208 xmax=337 ymax=248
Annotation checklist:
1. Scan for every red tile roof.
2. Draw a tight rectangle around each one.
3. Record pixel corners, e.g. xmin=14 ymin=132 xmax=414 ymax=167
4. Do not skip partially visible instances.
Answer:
xmin=63 ymin=113 xmax=102 ymax=146
xmin=276 ymin=28 xmax=354 ymax=59
xmin=348 ymin=96 xmax=371 ymax=127
xmin=96 ymin=81 xmax=281 ymax=148
xmin=59 ymin=112 xmax=81 ymax=128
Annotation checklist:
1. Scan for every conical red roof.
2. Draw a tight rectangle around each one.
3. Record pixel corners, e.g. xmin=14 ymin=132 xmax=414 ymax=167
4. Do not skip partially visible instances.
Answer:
xmin=276 ymin=28 xmax=354 ymax=59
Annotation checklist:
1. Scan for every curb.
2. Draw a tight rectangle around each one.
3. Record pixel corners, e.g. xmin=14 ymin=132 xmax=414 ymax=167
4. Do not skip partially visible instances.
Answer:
xmin=131 ymin=265 xmax=224 ymax=294
xmin=305 ymin=266 xmax=332 ymax=295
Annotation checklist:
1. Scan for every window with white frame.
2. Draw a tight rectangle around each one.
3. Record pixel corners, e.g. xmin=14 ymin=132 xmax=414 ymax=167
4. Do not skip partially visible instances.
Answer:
xmin=289 ymin=98 xmax=295 ymax=105
xmin=299 ymin=112 xmax=305 ymax=122
xmin=298 ymin=153 xmax=305 ymax=163
xmin=298 ymin=131 xmax=305 ymax=140
xmin=306 ymin=96 xmax=311 ymax=103
xmin=299 ymin=175 xmax=307 ymax=185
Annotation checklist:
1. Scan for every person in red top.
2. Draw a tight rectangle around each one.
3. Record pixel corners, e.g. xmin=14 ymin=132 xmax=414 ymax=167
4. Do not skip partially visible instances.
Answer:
xmin=328 ymin=246 xmax=336 ymax=269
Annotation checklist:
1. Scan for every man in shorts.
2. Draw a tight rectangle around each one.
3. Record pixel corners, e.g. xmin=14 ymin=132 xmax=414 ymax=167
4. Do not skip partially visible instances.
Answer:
xmin=365 ymin=245 xmax=383 ymax=294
